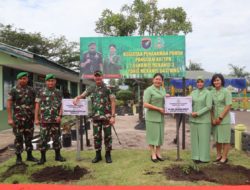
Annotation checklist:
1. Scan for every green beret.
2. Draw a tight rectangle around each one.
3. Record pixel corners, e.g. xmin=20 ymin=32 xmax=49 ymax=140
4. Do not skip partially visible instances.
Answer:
xmin=17 ymin=72 xmax=28 ymax=79
xmin=45 ymin=74 xmax=56 ymax=81
xmin=94 ymin=70 xmax=103 ymax=76
xmin=196 ymin=76 xmax=204 ymax=82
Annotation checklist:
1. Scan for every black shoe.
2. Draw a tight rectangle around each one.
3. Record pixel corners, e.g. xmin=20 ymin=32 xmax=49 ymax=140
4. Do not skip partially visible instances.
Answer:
xmin=151 ymin=156 xmax=158 ymax=162
xmin=156 ymin=155 xmax=164 ymax=161
xmin=193 ymin=160 xmax=201 ymax=164
xmin=213 ymin=156 xmax=222 ymax=162
xmin=37 ymin=151 xmax=46 ymax=165
xmin=105 ymin=151 xmax=112 ymax=163
xmin=219 ymin=158 xmax=228 ymax=164
xmin=26 ymin=151 xmax=39 ymax=162
xmin=16 ymin=153 xmax=23 ymax=165
xmin=55 ymin=149 xmax=66 ymax=162
xmin=200 ymin=161 xmax=209 ymax=163
xmin=92 ymin=150 xmax=102 ymax=163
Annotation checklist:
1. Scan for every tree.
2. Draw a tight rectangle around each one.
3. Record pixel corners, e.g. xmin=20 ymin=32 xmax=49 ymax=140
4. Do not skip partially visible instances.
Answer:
xmin=0 ymin=24 xmax=79 ymax=71
xmin=95 ymin=0 xmax=192 ymax=36
xmin=130 ymin=0 xmax=192 ymax=35
xmin=228 ymin=64 xmax=249 ymax=78
xmin=186 ymin=60 xmax=204 ymax=71
xmin=95 ymin=9 xmax=137 ymax=36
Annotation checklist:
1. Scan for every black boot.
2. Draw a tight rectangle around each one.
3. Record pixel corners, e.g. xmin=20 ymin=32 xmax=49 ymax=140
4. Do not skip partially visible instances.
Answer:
xmin=16 ymin=153 xmax=23 ymax=165
xmin=55 ymin=149 xmax=66 ymax=162
xmin=37 ymin=151 xmax=46 ymax=165
xmin=26 ymin=151 xmax=39 ymax=162
xmin=92 ymin=150 xmax=102 ymax=163
xmin=105 ymin=151 xmax=112 ymax=163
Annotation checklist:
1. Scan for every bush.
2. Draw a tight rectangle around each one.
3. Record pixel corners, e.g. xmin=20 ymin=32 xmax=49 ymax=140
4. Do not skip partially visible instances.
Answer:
xmin=116 ymin=90 xmax=134 ymax=101
xmin=116 ymin=99 xmax=124 ymax=106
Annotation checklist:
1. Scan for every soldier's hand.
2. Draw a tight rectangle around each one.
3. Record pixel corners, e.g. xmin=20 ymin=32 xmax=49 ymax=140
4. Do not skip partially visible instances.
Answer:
xmin=86 ymin=59 xmax=91 ymax=64
xmin=73 ymin=96 xmax=80 ymax=105
xmin=80 ymin=62 xmax=85 ymax=67
xmin=109 ymin=117 xmax=115 ymax=125
xmin=35 ymin=119 xmax=40 ymax=126
xmin=8 ymin=118 xmax=15 ymax=127
xmin=56 ymin=116 xmax=61 ymax=123
xmin=80 ymin=59 xmax=90 ymax=68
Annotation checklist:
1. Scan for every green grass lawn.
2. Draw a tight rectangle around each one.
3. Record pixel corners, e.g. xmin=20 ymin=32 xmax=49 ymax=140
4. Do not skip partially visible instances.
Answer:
xmin=0 ymin=149 xmax=249 ymax=185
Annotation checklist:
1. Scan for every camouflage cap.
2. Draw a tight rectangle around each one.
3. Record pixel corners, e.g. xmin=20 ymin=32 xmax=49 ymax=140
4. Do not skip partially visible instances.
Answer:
xmin=45 ymin=73 xmax=56 ymax=81
xmin=94 ymin=70 xmax=103 ymax=76
xmin=17 ymin=72 xmax=28 ymax=79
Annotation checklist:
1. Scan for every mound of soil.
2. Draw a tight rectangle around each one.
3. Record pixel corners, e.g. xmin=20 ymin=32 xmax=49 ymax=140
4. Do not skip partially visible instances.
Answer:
xmin=0 ymin=147 xmax=15 ymax=163
xmin=1 ymin=163 xmax=28 ymax=181
xmin=31 ymin=165 xmax=88 ymax=182
xmin=164 ymin=164 xmax=250 ymax=185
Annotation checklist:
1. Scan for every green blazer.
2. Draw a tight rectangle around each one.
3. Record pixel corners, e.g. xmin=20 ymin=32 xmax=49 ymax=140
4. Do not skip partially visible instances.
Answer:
xmin=190 ymin=88 xmax=212 ymax=124
xmin=211 ymin=87 xmax=232 ymax=124
xmin=143 ymin=85 xmax=166 ymax=122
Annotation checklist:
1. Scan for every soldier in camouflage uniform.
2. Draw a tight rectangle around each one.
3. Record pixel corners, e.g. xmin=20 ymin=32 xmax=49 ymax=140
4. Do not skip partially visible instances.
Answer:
xmin=7 ymin=72 xmax=38 ymax=164
xmin=35 ymin=74 xmax=66 ymax=164
xmin=80 ymin=42 xmax=103 ymax=75
xmin=73 ymin=70 xmax=116 ymax=163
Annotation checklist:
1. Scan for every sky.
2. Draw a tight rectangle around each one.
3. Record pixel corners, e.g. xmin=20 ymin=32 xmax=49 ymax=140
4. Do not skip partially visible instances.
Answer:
xmin=0 ymin=0 xmax=250 ymax=74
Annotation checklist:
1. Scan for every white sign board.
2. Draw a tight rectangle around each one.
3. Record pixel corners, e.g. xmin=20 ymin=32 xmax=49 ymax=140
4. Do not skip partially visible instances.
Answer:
xmin=62 ymin=99 xmax=88 ymax=116
xmin=165 ymin=96 xmax=192 ymax=114
xmin=230 ymin=112 xmax=236 ymax=124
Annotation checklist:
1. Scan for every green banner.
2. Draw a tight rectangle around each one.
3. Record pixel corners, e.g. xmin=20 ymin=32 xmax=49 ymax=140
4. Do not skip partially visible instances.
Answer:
xmin=80 ymin=36 xmax=185 ymax=79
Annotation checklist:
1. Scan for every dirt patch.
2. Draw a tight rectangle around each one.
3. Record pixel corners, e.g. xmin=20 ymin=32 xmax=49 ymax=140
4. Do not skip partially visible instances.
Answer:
xmin=164 ymin=164 xmax=250 ymax=185
xmin=0 ymin=147 xmax=15 ymax=163
xmin=1 ymin=163 xmax=28 ymax=181
xmin=30 ymin=165 xmax=88 ymax=182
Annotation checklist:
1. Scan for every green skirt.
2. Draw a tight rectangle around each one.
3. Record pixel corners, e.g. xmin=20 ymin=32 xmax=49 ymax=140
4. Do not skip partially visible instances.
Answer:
xmin=212 ymin=124 xmax=231 ymax=143
xmin=190 ymin=122 xmax=211 ymax=162
xmin=145 ymin=120 xmax=164 ymax=146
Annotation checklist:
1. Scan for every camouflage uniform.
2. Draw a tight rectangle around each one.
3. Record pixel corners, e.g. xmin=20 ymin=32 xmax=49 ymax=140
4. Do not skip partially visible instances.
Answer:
xmin=85 ymin=83 xmax=115 ymax=151
xmin=35 ymin=87 xmax=62 ymax=151
xmin=8 ymin=85 xmax=35 ymax=154
xmin=81 ymin=51 xmax=102 ymax=74
xmin=103 ymin=54 xmax=122 ymax=74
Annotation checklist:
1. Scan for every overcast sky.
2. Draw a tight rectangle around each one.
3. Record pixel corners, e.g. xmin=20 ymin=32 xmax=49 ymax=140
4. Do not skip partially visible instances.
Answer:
xmin=1 ymin=0 xmax=249 ymax=74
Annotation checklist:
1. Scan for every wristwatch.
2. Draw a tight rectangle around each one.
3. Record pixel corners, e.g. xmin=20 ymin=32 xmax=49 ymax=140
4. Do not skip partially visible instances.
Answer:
xmin=111 ymin=114 xmax=116 ymax=118
xmin=219 ymin=117 xmax=223 ymax=121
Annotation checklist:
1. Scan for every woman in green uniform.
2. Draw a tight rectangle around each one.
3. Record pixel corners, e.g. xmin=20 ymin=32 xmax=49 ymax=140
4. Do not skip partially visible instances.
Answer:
xmin=190 ymin=76 xmax=212 ymax=163
xmin=143 ymin=73 xmax=166 ymax=162
xmin=211 ymin=74 xmax=232 ymax=164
